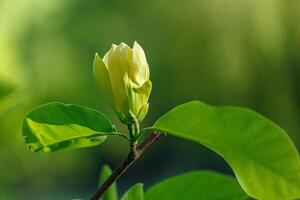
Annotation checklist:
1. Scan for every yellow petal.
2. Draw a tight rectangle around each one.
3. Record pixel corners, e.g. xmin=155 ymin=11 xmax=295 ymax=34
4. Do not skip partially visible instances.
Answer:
xmin=103 ymin=44 xmax=117 ymax=64
xmin=130 ymin=80 xmax=152 ymax=120
xmin=93 ymin=53 xmax=115 ymax=107
xmin=137 ymin=103 xmax=149 ymax=122
xmin=105 ymin=43 xmax=133 ymax=113
xmin=131 ymin=41 xmax=150 ymax=85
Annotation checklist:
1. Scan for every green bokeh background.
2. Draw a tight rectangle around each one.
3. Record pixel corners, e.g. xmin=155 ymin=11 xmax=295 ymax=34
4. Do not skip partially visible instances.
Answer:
xmin=0 ymin=0 xmax=299 ymax=199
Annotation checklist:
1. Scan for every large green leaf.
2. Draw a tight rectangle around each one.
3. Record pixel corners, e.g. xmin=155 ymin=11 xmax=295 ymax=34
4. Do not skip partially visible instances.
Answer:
xmin=99 ymin=165 xmax=118 ymax=200
xmin=145 ymin=171 xmax=248 ymax=200
xmin=121 ymin=184 xmax=144 ymax=200
xmin=23 ymin=102 xmax=115 ymax=152
xmin=153 ymin=101 xmax=300 ymax=199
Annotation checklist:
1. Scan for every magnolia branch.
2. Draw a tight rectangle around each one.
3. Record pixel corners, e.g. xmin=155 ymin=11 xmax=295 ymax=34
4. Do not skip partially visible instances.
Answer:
xmin=90 ymin=132 xmax=163 ymax=200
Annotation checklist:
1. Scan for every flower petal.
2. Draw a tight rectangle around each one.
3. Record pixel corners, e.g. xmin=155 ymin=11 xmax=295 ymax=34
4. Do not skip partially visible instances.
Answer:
xmin=131 ymin=41 xmax=150 ymax=85
xmin=93 ymin=53 xmax=115 ymax=107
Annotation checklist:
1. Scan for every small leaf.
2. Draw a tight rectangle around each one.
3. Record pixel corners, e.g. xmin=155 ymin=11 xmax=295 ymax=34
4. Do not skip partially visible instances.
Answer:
xmin=121 ymin=183 xmax=144 ymax=200
xmin=99 ymin=165 xmax=118 ymax=200
xmin=145 ymin=170 xmax=248 ymax=200
xmin=23 ymin=102 xmax=115 ymax=152
xmin=154 ymin=101 xmax=300 ymax=199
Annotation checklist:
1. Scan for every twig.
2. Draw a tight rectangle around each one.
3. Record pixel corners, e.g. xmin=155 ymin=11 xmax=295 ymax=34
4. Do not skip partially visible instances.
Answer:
xmin=90 ymin=132 xmax=163 ymax=200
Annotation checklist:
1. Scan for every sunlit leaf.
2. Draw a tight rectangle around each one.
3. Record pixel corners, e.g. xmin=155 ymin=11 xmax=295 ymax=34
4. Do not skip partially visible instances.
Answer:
xmin=23 ymin=102 xmax=115 ymax=152
xmin=154 ymin=101 xmax=300 ymax=199
xmin=145 ymin=170 xmax=248 ymax=200
xmin=121 ymin=183 xmax=144 ymax=200
xmin=99 ymin=164 xmax=118 ymax=200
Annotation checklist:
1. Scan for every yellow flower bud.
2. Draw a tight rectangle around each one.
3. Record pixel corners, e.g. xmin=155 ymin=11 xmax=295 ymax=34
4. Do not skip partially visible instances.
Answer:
xmin=93 ymin=42 xmax=152 ymax=124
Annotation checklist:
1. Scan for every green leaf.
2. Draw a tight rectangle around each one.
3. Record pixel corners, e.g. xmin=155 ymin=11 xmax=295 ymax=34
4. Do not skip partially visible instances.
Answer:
xmin=145 ymin=170 xmax=248 ymax=200
xmin=99 ymin=165 xmax=118 ymax=200
xmin=121 ymin=183 xmax=144 ymax=200
xmin=153 ymin=101 xmax=300 ymax=199
xmin=23 ymin=102 xmax=115 ymax=152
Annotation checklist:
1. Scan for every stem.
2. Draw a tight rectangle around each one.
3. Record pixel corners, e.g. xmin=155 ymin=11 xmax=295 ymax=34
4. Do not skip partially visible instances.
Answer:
xmin=128 ymin=124 xmax=135 ymax=138
xmin=94 ymin=132 xmax=130 ymax=141
xmin=90 ymin=132 xmax=163 ymax=200
xmin=127 ymin=115 xmax=140 ymax=140
xmin=135 ymin=127 xmax=162 ymax=140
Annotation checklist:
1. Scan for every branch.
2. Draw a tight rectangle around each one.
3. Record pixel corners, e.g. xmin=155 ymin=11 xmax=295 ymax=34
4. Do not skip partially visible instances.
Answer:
xmin=137 ymin=132 xmax=162 ymax=154
xmin=90 ymin=132 xmax=163 ymax=200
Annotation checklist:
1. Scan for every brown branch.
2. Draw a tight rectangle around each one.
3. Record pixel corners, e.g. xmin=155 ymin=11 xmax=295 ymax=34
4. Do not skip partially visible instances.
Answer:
xmin=137 ymin=132 xmax=162 ymax=154
xmin=90 ymin=132 xmax=163 ymax=200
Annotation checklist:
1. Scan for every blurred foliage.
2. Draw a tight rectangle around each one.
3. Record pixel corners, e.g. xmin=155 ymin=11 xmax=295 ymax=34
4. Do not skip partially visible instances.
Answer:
xmin=0 ymin=81 xmax=14 ymax=99
xmin=0 ymin=0 xmax=299 ymax=199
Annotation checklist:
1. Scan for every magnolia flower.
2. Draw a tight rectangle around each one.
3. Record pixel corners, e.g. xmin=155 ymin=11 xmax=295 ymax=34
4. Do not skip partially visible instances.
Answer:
xmin=93 ymin=42 xmax=152 ymax=124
